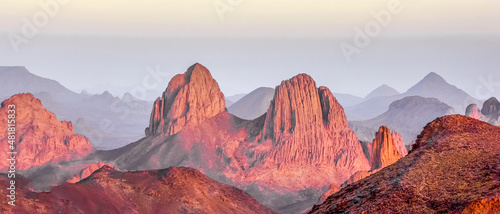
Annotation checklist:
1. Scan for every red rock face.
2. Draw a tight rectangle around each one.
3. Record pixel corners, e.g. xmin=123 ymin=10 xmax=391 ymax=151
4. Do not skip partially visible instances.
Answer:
xmin=0 ymin=94 xmax=93 ymax=171
xmin=146 ymin=63 xmax=226 ymax=136
xmin=117 ymin=68 xmax=371 ymax=211
xmin=244 ymin=74 xmax=370 ymax=188
xmin=371 ymin=126 xmax=406 ymax=170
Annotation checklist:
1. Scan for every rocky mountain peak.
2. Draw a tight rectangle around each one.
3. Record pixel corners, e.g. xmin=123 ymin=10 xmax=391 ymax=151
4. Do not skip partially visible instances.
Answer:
xmin=371 ymin=126 xmax=406 ymax=170
xmin=251 ymin=74 xmax=369 ymax=187
xmin=146 ymin=63 xmax=226 ymax=136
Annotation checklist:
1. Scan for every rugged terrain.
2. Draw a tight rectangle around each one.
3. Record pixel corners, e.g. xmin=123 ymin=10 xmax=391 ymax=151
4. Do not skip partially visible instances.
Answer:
xmin=1 ymin=166 xmax=279 ymax=214
xmin=309 ymin=115 xmax=500 ymax=213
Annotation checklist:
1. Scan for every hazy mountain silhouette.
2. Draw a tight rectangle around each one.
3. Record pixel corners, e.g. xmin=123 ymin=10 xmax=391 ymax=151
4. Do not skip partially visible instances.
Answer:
xmin=350 ymin=96 xmax=455 ymax=144
xmin=346 ymin=72 xmax=478 ymax=120
xmin=364 ymin=84 xmax=400 ymax=100
xmin=0 ymin=66 xmax=151 ymax=150
xmin=228 ymin=87 xmax=275 ymax=120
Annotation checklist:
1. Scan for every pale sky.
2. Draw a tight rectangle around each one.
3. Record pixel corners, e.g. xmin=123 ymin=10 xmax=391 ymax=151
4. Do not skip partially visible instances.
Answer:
xmin=1 ymin=0 xmax=499 ymax=101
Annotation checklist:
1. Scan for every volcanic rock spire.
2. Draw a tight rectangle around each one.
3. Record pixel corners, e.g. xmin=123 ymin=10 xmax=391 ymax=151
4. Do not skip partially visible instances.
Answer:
xmin=146 ymin=63 xmax=226 ymax=136
xmin=248 ymin=74 xmax=370 ymax=188
xmin=371 ymin=126 xmax=407 ymax=170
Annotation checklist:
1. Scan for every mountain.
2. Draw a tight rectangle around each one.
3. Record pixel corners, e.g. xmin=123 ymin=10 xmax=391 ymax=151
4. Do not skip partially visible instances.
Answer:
xmin=465 ymin=103 xmax=482 ymax=120
xmin=226 ymin=93 xmax=247 ymax=103
xmin=310 ymin=115 xmax=500 ymax=213
xmin=370 ymin=126 xmax=407 ymax=170
xmin=226 ymin=99 xmax=234 ymax=107
xmin=345 ymin=72 xmax=479 ymax=120
xmin=319 ymin=126 xmax=407 ymax=203
xmin=1 ymin=166 xmax=279 ymax=214
xmin=0 ymin=66 xmax=79 ymax=102
xmin=100 ymin=64 xmax=369 ymax=212
xmin=331 ymin=93 xmax=363 ymax=108
xmin=405 ymin=72 xmax=479 ymax=114
xmin=0 ymin=94 xmax=93 ymax=171
xmin=145 ymin=63 xmax=226 ymax=136
xmin=350 ymin=96 xmax=455 ymax=144
xmin=0 ymin=66 xmax=152 ymax=150
xmin=228 ymin=87 xmax=275 ymax=120
xmin=481 ymin=97 xmax=500 ymax=125
xmin=364 ymin=84 xmax=400 ymax=100
xmin=464 ymin=97 xmax=500 ymax=126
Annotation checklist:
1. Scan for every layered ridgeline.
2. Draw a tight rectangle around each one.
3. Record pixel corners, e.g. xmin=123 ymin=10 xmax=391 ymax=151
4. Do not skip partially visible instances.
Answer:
xmin=310 ymin=115 xmax=500 ymax=213
xmin=0 ymin=94 xmax=93 ymax=171
xmin=0 ymin=166 xmax=278 ymax=214
xmin=106 ymin=63 xmax=370 ymax=212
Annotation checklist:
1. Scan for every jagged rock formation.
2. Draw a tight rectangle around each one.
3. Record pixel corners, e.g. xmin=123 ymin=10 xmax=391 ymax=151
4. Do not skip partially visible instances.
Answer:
xmin=465 ymin=104 xmax=481 ymax=120
xmin=310 ymin=115 xmax=500 ymax=213
xmin=320 ymin=126 xmax=406 ymax=202
xmin=0 ymin=166 xmax=279 ymax=214
xmin=245 ymin=74 xmax=370 ymax=188
xmin=106 ymin=66 xmax=370 ymax=212
xmin=0 ymin=94 xmax=93 ymax=171
xmin=146 ymin=63 xmax=226 ymax=136
xmin=371 ymin=126 xmax=407 ymax=170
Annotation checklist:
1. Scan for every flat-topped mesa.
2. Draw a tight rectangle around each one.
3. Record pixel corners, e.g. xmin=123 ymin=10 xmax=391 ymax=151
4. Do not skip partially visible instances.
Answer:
xmin=0 ymin=94 xmax=93 ymax=171
xmin=146 ymin=63 xmax=226 ymax=136
xmin=371 ymin=126 xmax=406 ymax=170
xmin=258 ymin=74 xmax=367 ymax=168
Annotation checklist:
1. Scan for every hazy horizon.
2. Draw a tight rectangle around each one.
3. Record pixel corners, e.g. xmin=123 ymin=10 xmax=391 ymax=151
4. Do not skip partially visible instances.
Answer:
xmin=1 ymin=0 xmax=499 ymax=101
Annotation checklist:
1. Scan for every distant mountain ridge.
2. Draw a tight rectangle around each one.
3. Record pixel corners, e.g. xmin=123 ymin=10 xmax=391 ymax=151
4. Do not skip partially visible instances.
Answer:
xmin=346 ymin=72 xmax=479 ymax=120
xmin=0 ymin=66 xmax=78 ymax=102
xmin=350 ymin=96 xmax=455 ymax=144
xmin=364 ymin=84 xmax=400 ymax=100
xmin=228 ymin=87 xmax=275 ymax=120
xmin=0 ymin=66 xmax=151 ymax=150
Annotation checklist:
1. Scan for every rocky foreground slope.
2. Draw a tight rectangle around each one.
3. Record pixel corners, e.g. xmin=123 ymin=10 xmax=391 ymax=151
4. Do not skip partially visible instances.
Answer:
xmin=309 ymin=115 xmax=500 ymax=213
xmin=0 ymin=166 xmax=279 ymax=214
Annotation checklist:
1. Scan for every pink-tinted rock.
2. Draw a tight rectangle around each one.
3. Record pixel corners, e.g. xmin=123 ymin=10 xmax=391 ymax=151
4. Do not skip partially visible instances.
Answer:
xmin=146 ymin=63 xmax=226 ymax=136
xmin=244 ymin=74 xmax=370 ymax=188
xmin=392 ymin=130 xmax=408 ymax=158
xmin=0 ymin=94 xmax=93 ymax=171
xmin=465 ymin=104 xmax=481 ymax=120
xmin=371 ymin=126 xmax=406 ymax=170
xmin=67 ymin=162 xmax=115 ymax=183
